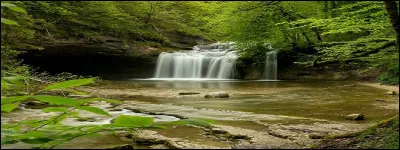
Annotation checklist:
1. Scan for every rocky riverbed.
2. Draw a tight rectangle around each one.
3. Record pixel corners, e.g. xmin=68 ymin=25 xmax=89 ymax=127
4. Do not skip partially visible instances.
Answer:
xmin=1 ymin=81 xmax=398 ymax=149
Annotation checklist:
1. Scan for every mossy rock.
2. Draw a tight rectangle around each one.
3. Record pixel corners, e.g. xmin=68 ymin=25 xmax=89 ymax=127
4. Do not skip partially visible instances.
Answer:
xmin=345 ymin=114 xmax=364 ymax=120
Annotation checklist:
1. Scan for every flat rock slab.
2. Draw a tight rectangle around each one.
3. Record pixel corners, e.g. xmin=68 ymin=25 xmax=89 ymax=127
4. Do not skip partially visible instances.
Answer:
xmin=205 ymin=91 xmax=229 ymax=98
xmin=345 ymin=114 xmax=364 ymax=120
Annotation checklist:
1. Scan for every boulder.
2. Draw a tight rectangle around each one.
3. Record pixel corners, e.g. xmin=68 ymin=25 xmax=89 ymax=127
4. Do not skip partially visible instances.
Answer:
xmin=25 ymin=101 xmax=49 ymax=106
xmin=204 ymin=91 xmax=229 ymax=98
xmin=343 ymin=84 xmax=356 ymax=87
xmin=385 ymin=91 xmax=396 ymax=95
xmin=23 ymin=101 xmax=49 ymax=109
xmin=345 ymin=114 xmax=364 ymax=120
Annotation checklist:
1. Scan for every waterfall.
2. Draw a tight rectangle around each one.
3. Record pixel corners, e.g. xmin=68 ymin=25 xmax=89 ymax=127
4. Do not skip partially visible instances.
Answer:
xmin=264 ymin=51 xmax=277 ymax=80
xmin=154 ymin=42 xmax=238 ymax=79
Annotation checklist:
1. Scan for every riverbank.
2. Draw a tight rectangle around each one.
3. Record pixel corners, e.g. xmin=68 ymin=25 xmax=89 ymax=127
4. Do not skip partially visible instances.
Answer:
xmin=313 ymin=115 xmax=399 ymax=149
xmin=312 ymin=83 xmax=399 ymax=149
xmin=359 ymin=82 xmax=399 ymax=93
xmin=2 ymin=80 xmax=398 ymax=149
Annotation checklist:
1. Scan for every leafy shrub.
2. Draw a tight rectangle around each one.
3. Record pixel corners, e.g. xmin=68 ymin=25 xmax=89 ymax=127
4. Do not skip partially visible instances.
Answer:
xmin=1 ymin=76 xmax=213 ymax=149
xmin=378 ymin=63 xmax=399 ymax=85
xmin=236 ymin=41 xmax=276 ymax=66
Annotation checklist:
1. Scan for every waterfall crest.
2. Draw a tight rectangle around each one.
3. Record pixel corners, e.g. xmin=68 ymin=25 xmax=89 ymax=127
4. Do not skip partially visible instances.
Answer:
xmin=154 ymin=42 xmax=238 ymax=79
xmin=264 ymin=51 xmax=277 ymax=80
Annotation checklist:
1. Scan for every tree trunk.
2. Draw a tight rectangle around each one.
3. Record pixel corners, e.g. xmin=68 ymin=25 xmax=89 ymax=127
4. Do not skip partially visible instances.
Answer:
xmin=323 ymin=1 xmax=329 ymax=19
xmin=383 ymin=1 xmax=400 ymax=51
xmin=330 ymin=1 xmax=336 ymax=17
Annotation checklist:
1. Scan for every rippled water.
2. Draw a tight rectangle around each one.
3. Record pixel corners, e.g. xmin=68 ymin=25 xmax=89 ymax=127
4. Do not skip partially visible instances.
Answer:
xmin=111 ymin=80 xmax=399 ymax=122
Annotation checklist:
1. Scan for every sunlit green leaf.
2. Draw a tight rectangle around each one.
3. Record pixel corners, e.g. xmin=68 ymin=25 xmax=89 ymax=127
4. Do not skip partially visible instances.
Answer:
xmin=1 ymin=79 xmax=12 ymax=90
xmin=1 ymin=3 xmax=16 ymax=7
xmin=2 ymin=76 xmax=25 ymax=85
xmin=1 ymin=18 xmax=19 ymax=25
xmin=1 ymin=3 xmax=27 ymax=13
xmin=44 ymin=78 xmax=95 ymax=91
xmin=24 ymin=131 xmax=46 ymax=138
xmin=77 ymin=106 xmax=110 ymax=116
xmin=43 ymin=107 xmax=69 ymax=113
xmin=1 ymin=96 xmax=30 ymax=105
xmin=32 ymin=95 xmax=80 ymax=107
xmin=1 ymin=102 xmax=20 ymax=112
xmin=7 ymin=6 xmax=27 ymax=14
xmin=1 ymin=128 xmax=18 ymax=134
xmin=112 ymin=115 xmax=153 ymax=127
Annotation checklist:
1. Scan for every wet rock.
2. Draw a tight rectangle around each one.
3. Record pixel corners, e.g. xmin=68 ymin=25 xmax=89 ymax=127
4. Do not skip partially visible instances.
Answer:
xmin=204 ymin=91 xmax=229 ymax=98
xmin=134 ymin=138 xmax=165 ymax=146
xmin=385 ymin=91 xmax=396 ymax=95
xmin=109 ymin=108 xmax=123 ymax=111
xmin=308 ymin=134 xmax=325 ymax=139
xmin=345 ymin=114 xmax=364 ymax=120
xmin=343 ymin=84 xmax=356 ymax=87
xmin=24 ymin=101 xmax=49 ymax=106
xmin=77 ymin=117 xmax=96 ymax=122
xmin=233 ymin=144 xmax=274 ymax=149
xmin=106 ymin=144 xmax=134 ymax=149
xmin=23 ymin=101 xmax=49 ymax=109
xmin=211 ymin=129 xmax=228 ymax=134
xmin=68 ymin=94 xmax=96 ymax=99
xmin=228 ymin=134 xmax=251 ymax=140
xmin=179 ymin=92 xmax=200 ymax=95
xmin=149 ymin=144 xmax=168 ymax=149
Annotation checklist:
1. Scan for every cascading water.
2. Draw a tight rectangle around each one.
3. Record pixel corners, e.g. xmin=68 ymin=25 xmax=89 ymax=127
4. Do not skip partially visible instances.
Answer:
xmin=154 ymin=42 xmax=238 ymax=79
xmin=264 ymin=51 xmax=278 ymax=80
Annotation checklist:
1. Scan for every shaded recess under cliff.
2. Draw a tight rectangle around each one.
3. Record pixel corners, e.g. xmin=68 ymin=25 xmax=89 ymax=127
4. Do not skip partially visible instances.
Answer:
xmin=17 ymin=36 xmax=166 ymax=79
xmin=18 ymin=23 xmax=211 ymax=79
xmin=20 ymin=47 xmax=156 ymax=79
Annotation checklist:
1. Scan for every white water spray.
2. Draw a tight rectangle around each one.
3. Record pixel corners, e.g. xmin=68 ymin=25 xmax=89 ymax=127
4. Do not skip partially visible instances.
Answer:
xmin=264 ymin=51 xmax=277 ymax=80
xmin=154 ymin=42 xmax=238 ymax=79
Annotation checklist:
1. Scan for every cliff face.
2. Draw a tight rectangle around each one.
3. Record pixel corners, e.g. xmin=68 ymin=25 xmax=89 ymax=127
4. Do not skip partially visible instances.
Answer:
xmin=19 ymin=31 xmax=210 ymax=79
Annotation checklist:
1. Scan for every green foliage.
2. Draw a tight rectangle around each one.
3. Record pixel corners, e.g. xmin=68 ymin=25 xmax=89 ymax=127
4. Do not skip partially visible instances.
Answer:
xmin=32 ymin=95 xmax=81 ymax=107
xmin=1 ymin=102 xmax=20 ymax=112
xmin=1 ymin=3 xmax=27 ymax=14
xmin=236 ymin=41 xmax=276 ymax=66
xmin=1 ymin=18 xmax=18 ymax=25
xmin=44 ymin=78 xmax=95 ymax=91
xmin=1 ymin=128 xmax=18 ymax=134
xmin=1 ymin=96 xmax=30 ymax=105
xmin=2 ymin=76 xmax=26 ymax=85
xmin=378 ymin=63 xmax=399 ymax=85
xmin=111 ymin=115 xmax=154 ymax=127
xmin=77 ymin=106 xmax=111 ymax=116
xmin=43 ymin=107 xmax=69 ymax=113
xmin=1 ymin=2 xmax=26 ymax=26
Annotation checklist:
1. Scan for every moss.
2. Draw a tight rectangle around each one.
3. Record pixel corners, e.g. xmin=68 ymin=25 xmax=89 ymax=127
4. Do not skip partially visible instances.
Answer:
xmin=313 ymin=115 xmax=399 ymax=149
